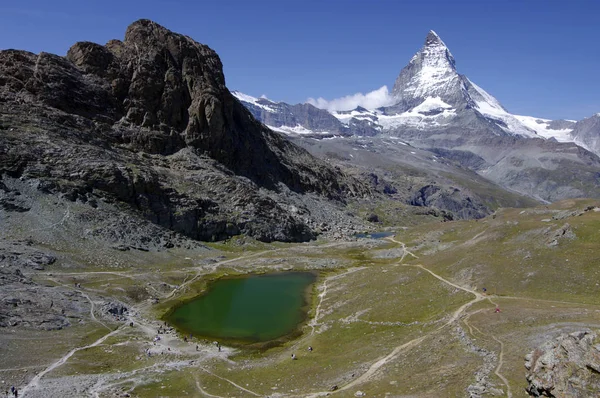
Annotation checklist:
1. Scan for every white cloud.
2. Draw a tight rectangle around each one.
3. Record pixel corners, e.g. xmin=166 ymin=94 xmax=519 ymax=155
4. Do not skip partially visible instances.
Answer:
xmin=306 ymin=86 xmax=396 ymax=112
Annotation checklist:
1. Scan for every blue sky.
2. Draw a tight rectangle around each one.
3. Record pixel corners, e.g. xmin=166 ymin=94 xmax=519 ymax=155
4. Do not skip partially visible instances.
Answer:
xmin=1 ymin=0 xmax=598 ymax=120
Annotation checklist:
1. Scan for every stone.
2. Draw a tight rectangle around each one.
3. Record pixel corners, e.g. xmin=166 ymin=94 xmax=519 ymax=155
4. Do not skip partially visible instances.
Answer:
xmin=525 ymin=330 xmax=600 ymax=397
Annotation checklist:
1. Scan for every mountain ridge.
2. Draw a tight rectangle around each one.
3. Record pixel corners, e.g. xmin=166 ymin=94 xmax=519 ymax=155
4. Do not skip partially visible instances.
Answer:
xmin=0 ymin=19 xmax=371 ymax=243
xmin=235 ymin=29 xmax=597 ymax=147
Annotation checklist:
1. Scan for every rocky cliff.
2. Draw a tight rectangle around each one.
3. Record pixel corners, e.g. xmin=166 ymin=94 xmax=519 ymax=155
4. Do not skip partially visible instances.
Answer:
xmin=0 ymin=19 xmax=369 ymax=243
xmin=525 ymin=330 xmax=600 ymax=397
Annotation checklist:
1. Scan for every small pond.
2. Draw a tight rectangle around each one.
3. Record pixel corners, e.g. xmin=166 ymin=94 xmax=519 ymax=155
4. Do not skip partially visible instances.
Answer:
xmin=165 ymin=272 xmax=316 ymax=343
xmin=355 ymin=231 xmax=395 ymax=239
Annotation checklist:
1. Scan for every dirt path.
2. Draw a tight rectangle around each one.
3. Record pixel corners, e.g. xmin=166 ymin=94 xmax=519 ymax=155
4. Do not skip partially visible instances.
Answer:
xmin=306 ymin=235 xmax=490 ymax=396
xmin=165 ymin=249 xmax=274 ymax=299
xmin=79 ymin=290 xmax=112 ymax=332
xmin=309 ymin=267 xmax=365 ymax=336
xmin=46 ymin=277 xmax=113 ymax=332
xmin=501 ymin=295 xmax=600 ymax=307
xmin=463 ymin=309 xmax=512 ymax=397
xmin=330 ymin=334 xmax=429 ymax=395
xmin=322 ymin=291 xmax=485 ymax=396
xmin=199 ymin=366 xmax=261 ymax=397
xmin=409 ymin=264 xmax=481 ymax=298
xmin=29 ymin=203 xmax=70 ymax=233
xmin=195 ymin=377 xmax=224 ymax=398
xmin=20 ymin=326 xmax=121 ymax=397
xmin=20 ymin=261 xmax=236 ymax=397
xmin=491 ymin=335 xmax=512 ymax=398
xmin=386 ymin=236 xmax=419 ymax=262
xmin=407 ymin=265 xmax=513 ymax=396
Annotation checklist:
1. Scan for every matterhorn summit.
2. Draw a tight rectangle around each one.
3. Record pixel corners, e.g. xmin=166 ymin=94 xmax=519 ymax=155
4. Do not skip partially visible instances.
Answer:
xmin=390 ymin=30 xmax=465 ymax=110
xmin=383 ymin=30 xmax=548 ymax=137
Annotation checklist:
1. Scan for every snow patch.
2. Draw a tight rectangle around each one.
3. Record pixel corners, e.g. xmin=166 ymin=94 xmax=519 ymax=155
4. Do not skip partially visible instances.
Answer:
xmin=232 ymin=91 xmax=277 ymax=113
xmin=513 ymin=115 xmax=574 ymax=142
xmin=268 ymin=124 xmax=330 ymax=136
xmin=468 ymin=79 xmax=539 ymax=138
xmin=377 ymin=97 xmax=457 ymax=130
xmin=412 ymin=96 xmax=452 ymax=113
xmin=332 ymin=108 xmax=379 ymax=124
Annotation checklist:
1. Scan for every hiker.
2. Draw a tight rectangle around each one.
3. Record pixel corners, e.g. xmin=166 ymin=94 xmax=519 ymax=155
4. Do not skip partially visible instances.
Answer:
xmin=308 ymin=346 xmax=313 ymax=352
xmin=130 ymin=322 xmax=133 ymax=327
xmin=217 ymin=343 xmax=221 ymax=352
xmin=494 ymin=306 xmax=501 ymax=313
xmin=196 ymin=345 xmax=199 ymax=351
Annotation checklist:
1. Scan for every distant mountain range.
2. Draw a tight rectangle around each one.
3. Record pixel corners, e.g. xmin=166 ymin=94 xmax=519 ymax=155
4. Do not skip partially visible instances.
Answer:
xmin=235 ymin=31 xmax=599 ymax=153
xmin=234 ymin=31 xmax=600 ymax=203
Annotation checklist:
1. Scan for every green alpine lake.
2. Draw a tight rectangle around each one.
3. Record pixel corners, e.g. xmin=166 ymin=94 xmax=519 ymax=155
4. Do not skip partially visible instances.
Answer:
xmin=166 ymin=272 xmax=317 ymax=343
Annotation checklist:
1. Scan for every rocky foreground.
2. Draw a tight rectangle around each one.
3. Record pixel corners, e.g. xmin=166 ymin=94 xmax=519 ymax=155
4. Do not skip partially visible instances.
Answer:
xmin=526 ymin=330 xmax=600 ymax=397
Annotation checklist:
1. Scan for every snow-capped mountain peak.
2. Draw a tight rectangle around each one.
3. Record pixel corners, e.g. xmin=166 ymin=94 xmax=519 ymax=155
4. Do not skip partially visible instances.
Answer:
xmin=388 ymin=31 xmax=550 ymax=138
xmin=422 ymin=30 xmax=455 ymax=66
xmin=391 ymin=31 xmax=462 ymax=110
xmin=234 ymin=31 xmax=582 ymax=146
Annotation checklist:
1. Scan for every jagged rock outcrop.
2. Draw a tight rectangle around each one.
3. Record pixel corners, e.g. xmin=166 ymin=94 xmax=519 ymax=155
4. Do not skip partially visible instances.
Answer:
xmin=0 ymin=19 xmax=370 ymax=243
xmin=545 ymin=223 xmax=576 ymax=247
xmin=525 ymin=330 xmax=600 ymax=397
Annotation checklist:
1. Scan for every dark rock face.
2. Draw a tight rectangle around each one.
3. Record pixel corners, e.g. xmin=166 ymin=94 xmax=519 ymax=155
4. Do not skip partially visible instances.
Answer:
xmin=0 ymin=19 xmax=369 ymax=243
xmin=409 ymin=184 xmax=490 ymax=219
xmin=428 ymin=148 xmax=487 ymax=170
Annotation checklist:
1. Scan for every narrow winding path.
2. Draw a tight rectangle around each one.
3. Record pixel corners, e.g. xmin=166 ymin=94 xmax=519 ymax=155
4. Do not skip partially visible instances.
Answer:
xmin=19 ymin=247 xmax=284 ymax=397
xmin=309 ymin=236 xmax=509 ymax=396
xmin=20 ymin=327 xmax=122 ymax=397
